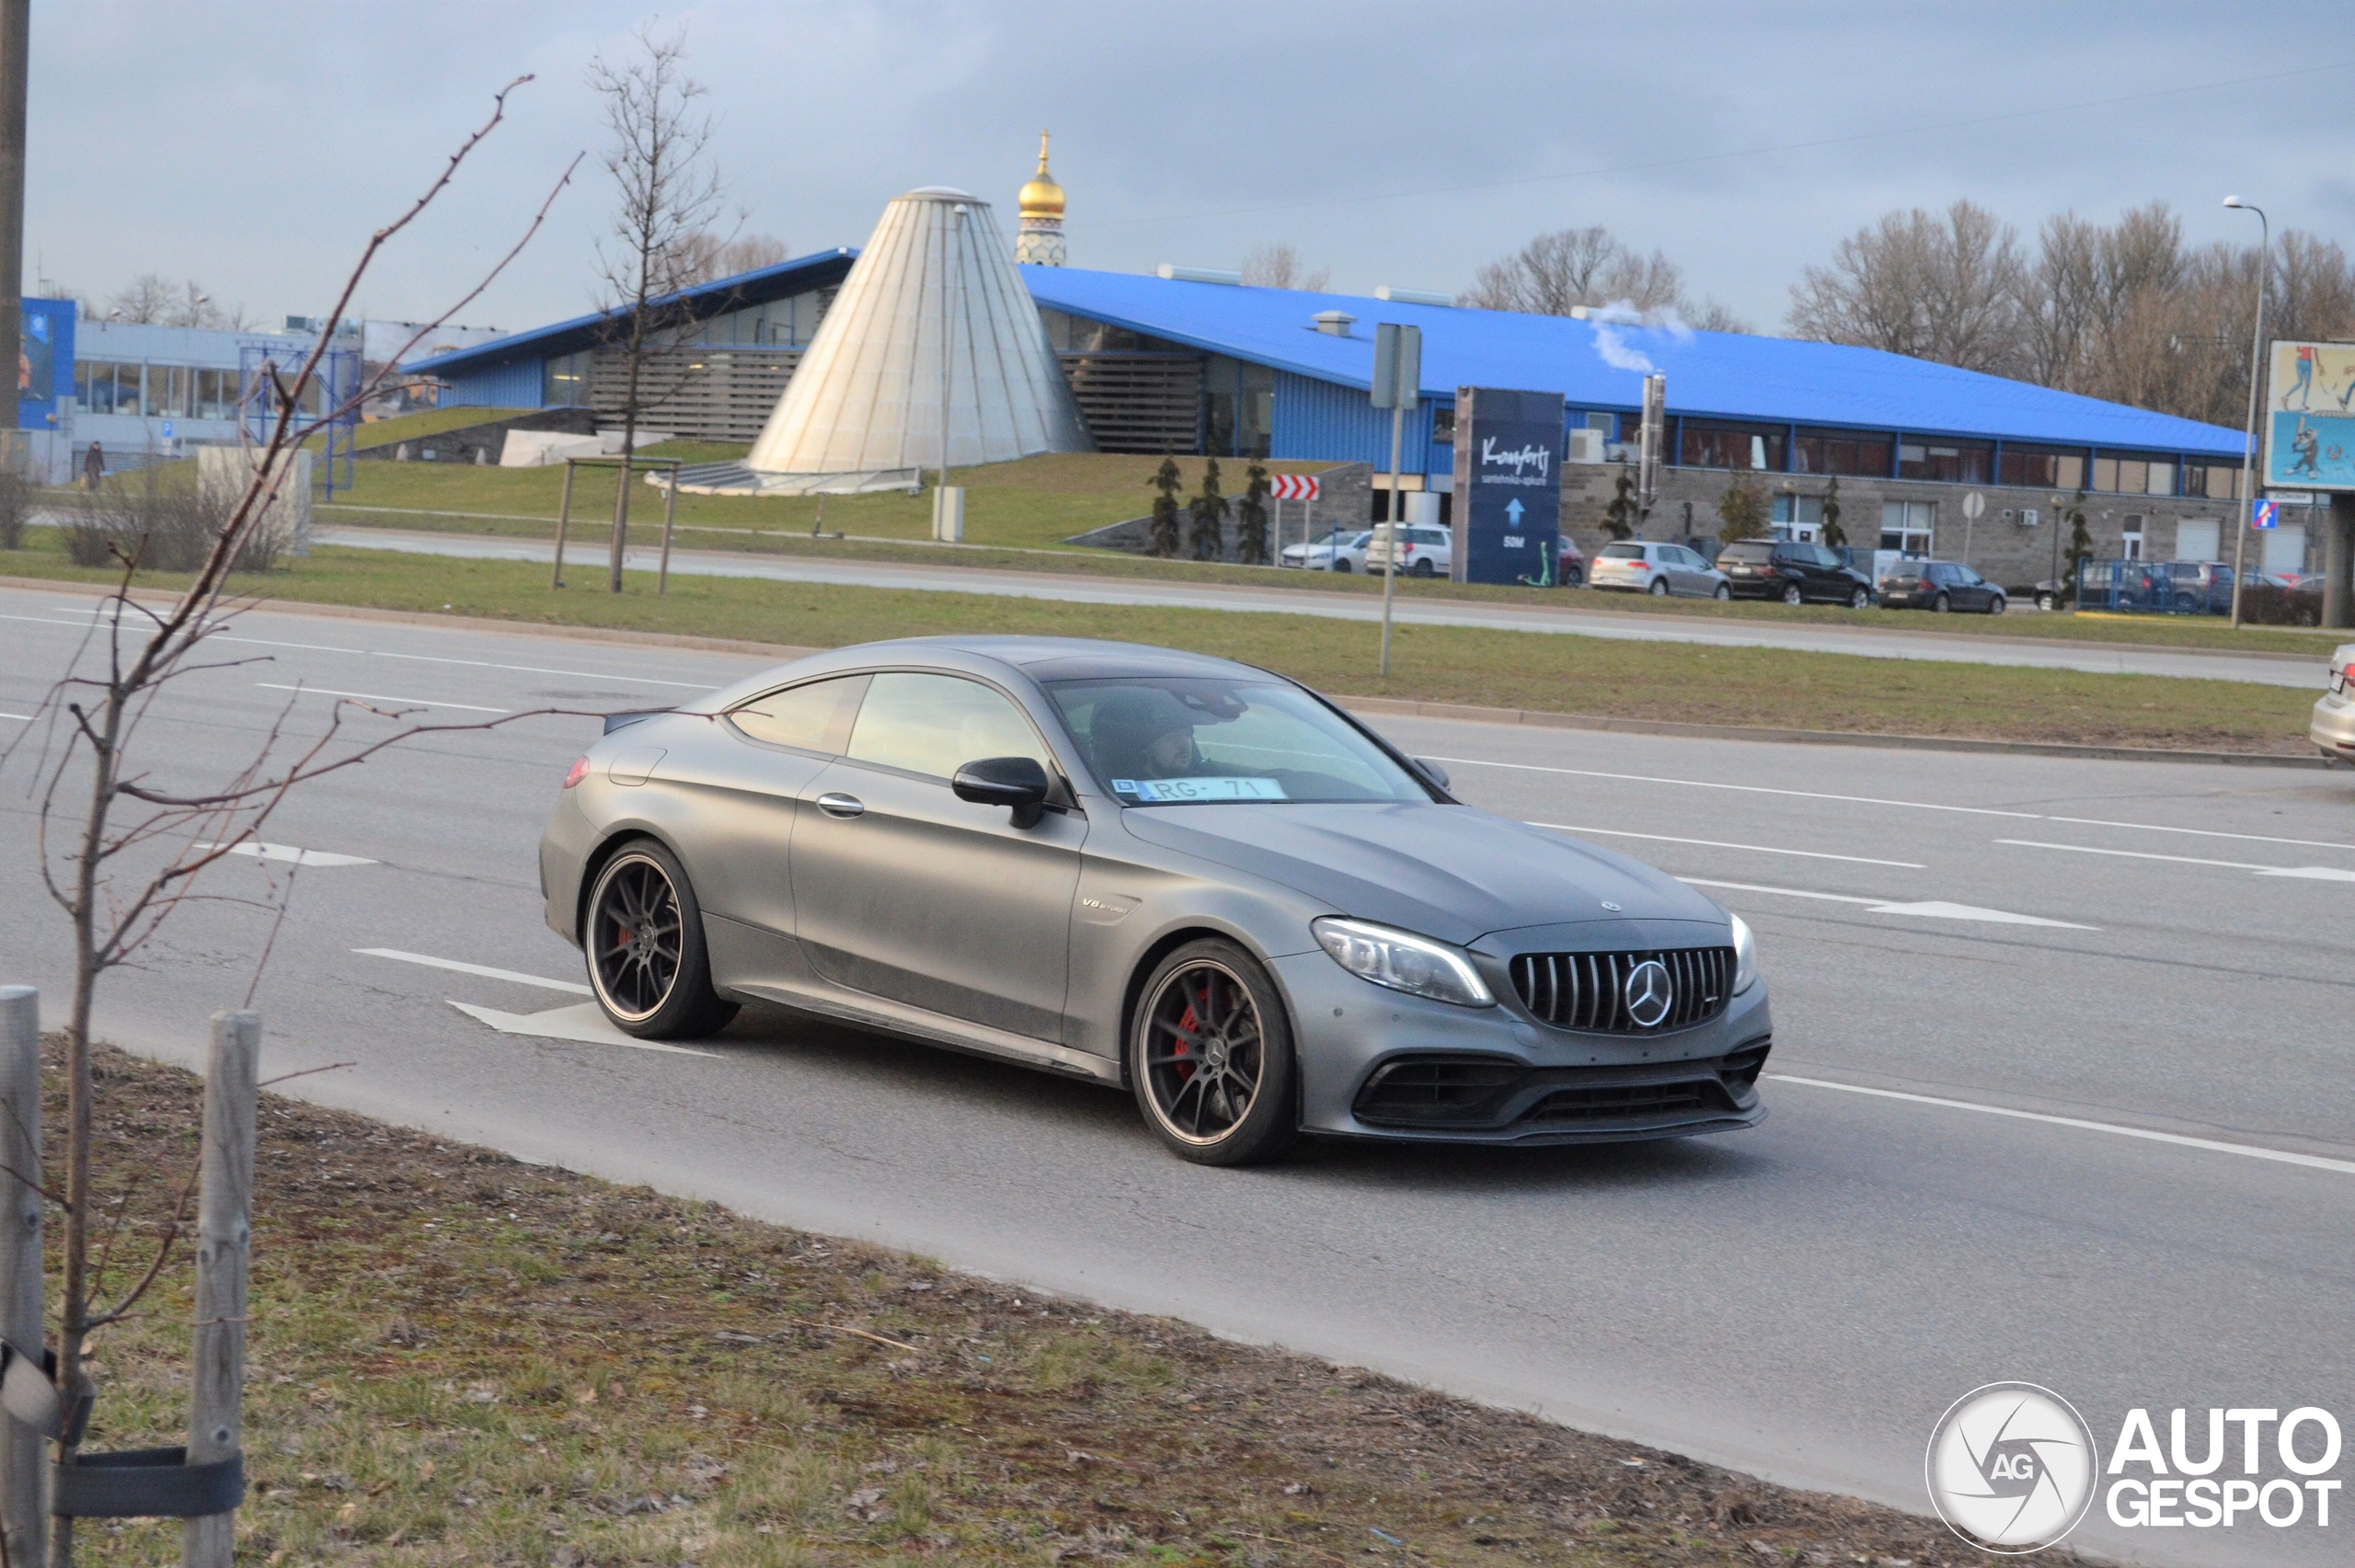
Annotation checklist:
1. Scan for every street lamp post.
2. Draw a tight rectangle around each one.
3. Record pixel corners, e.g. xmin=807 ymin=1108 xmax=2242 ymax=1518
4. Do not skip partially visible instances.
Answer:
xmin=2223 ymin=195 xmax=2269 ymax=629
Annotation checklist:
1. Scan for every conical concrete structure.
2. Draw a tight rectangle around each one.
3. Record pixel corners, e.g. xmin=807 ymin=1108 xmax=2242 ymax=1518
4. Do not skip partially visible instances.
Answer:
xmin=745 ymin=187 xmax=1090 ymax=480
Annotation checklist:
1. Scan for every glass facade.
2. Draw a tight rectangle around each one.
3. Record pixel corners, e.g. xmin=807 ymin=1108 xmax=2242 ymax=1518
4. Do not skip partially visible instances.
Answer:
xmin=1678 ymin=420 xmax=1785 ymax=471
xmin=1792 ymin=429 xmax=1892 ymax=476
xmin=1997 ymin=444 xmax=2085 ymax=491
xmin=544 ymin=349 xmax=592 ymax=407
xmin=1203 ymin=354 xmax=1273 ymax=459
xmin=1898 ymin=440 xmax=1992 ymax=484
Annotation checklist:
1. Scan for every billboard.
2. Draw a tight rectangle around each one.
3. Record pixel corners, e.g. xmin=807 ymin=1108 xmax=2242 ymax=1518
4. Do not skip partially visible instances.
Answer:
xmin=1450 ymin=386 xmax=1564 ymax=586
xmin=2261 ymin=339 xmax=2355 ymax=491
xmin=16 ymin=297 xmax=75 ymax=429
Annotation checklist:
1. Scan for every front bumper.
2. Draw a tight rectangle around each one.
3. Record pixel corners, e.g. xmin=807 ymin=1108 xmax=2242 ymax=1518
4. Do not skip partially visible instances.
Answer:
xmin=1721 ymin=573 xmax=1787 ymax=599
xmin=2314 ymin=691 xmax=2355 ymax=760
xmin=1271 ymin=950 xmax=1774 ymax=1145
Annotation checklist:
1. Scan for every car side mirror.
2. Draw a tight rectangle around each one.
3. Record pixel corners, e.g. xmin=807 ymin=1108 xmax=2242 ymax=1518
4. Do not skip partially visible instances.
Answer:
xmin=1414 ymin=758 xmax=1451 ymax=791
xmin=953 ymin=755 xmax=1052 ymax=828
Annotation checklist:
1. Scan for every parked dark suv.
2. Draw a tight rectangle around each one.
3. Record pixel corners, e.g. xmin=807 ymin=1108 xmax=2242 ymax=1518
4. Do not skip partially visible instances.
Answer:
xmin=1717 ymin=538 xmax=1877 ymax=608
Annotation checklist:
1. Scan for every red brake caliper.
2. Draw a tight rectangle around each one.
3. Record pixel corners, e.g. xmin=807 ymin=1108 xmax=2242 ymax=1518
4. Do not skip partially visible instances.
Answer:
xmin=1171 ymin=982 xmax=1199 ymax=1082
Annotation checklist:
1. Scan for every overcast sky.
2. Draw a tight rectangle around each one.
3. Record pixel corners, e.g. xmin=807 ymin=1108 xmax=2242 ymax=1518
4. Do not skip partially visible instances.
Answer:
xmin=25 ymin=1 xmax=2355 ymax=336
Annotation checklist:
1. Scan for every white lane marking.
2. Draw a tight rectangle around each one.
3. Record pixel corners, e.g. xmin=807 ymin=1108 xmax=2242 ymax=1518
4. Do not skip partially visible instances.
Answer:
xmin=448 ymin=1000 xmax=719 ymax=1058
xmin=1531 ymin=821 xmax=1923 ymax=868
xmin=1997 ymin=839 xmax=2355 ymax=882
xmin=198 ymin=841 xmax=376 ymax=868
xmin=1769 ymin=1074 xmax=2355 ymax=1178
xmin=256 ymin=682 xmax=510 ymax=714
xmin=0 ymin=712 xmax=30 ymax=723
xmin=1430 ymin=754 xmax=2355 ymax=853
xmin=1679 ymin=876 xmax=2097 ymax=929
xmin=356 ymin=948 xmax=592 ymax=995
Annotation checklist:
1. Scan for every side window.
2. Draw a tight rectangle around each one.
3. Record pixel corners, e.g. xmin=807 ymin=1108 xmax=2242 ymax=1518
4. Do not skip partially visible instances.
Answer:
xmin=846 ymin=672 xmax=1050 ymax=781
xmin=728 ymin=674 xmax=868 ymax=754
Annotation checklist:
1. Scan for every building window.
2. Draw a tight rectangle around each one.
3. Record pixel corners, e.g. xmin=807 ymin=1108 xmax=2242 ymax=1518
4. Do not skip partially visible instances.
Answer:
xmin=1771 ymin=494 xmax=1825 ymax=542
xmin=1898 ymin=440 xmax=1991 ymax=484
xmin=1431 ymin=405 xmax=1456 ymax=443
xmin=1997 ymin=444 xmax=2085 ymax=491
xmin=1677 ymin=420 xmax=1785 ymax=471
xmin=1880 ymin=499 xmax=1935 ymax=555
xmin=544 ymin=350 xmax=592 ymax=407
xmin=75 ymin=361 xmax=114 ymax=413
xmin=196 ymin=367 xmax=238 ymax=421
xmin=1202 ymin=355 xmax=1273 ymax=459
xmin=2142 ymin=460 xmax=2175 ymax=497
xmin=2185 ymin=462 xmax=2243 ymax=500
xmin=1793 ymin=429 xmax=1892 ymax=476
xmin=2122 ymin=514 xmax=2144 ymax=560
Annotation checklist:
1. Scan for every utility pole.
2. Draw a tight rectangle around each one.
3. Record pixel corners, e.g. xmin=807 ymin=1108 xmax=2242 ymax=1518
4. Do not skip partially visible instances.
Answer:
xmin=2223 ymin=196 xmax=2269 ymax=630
xmin=1373 ymin=322 xmax=1420 ymax=677
xmin=0 ymin=0 xmax=30 ymax=471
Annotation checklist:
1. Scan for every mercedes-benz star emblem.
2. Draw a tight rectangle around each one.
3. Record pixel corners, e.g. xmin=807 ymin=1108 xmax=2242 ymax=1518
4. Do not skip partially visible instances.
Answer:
xmin=1623 ymin=959 xmax=1673 ymax=1028
xmin=1599 ymin=900 xmax=1622 ymax=912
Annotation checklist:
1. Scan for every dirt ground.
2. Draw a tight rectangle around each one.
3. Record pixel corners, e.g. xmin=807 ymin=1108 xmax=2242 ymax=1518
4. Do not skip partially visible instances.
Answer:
xmin=52 ymin=1040 xmax=2085 ymax=1566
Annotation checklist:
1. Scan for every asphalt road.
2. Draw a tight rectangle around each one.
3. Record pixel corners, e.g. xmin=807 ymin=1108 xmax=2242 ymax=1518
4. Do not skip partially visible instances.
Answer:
xmin=4 ymin=582 xmax=2350 ymax=1566
xmin=315 ymin=524 xmax=2329 ymax=689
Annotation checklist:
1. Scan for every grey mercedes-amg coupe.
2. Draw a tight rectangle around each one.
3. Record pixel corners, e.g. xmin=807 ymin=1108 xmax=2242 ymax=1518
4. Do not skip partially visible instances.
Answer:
xmin=538 ymin=636 xmax=1771 ymax=1164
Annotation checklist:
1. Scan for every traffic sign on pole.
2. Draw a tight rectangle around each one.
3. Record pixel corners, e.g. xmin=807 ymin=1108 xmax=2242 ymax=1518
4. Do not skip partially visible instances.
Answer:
xmin=1269 ymin=474 xmax=1319 ymax=502
xmin=2252 ymin=498 xmax=2280 ymax=530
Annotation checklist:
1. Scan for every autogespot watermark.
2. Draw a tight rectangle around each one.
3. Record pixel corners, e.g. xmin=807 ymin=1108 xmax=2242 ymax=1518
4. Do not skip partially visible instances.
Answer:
xmin=1926 ymin=1386 xmax=2345 ymax=1553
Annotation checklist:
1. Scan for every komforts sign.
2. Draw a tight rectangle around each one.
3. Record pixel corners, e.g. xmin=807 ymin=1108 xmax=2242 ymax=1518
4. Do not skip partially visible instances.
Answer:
xmin=1451 ymin=386 xmax=1564 ymax=585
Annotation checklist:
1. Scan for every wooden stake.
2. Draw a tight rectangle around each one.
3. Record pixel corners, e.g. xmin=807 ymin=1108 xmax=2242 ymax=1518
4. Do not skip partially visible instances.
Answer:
xmin=181 ymin=1012 xmax=258 ymax=1568
xmin=657 ymin=464 xmax=678 ymax=595
xmin=0 ymin=986 xmax=41 ymax=1568
xmin=551 ymin=459 xmax=575 ymax=589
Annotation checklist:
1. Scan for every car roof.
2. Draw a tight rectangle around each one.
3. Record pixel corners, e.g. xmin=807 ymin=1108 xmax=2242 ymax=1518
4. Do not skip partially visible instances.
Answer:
xmin=682 ymin=636 xmax=1273 ymax=713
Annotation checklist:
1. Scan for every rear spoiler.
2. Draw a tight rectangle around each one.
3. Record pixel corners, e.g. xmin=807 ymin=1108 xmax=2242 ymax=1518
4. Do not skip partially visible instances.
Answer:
xmin=601 ymin=709 xmax=674 ymax=735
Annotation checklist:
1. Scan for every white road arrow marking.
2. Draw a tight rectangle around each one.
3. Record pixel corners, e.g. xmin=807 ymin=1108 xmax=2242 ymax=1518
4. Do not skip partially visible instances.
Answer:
xmin=447 ymin=1000 xmax=718 ymax=1058
xmin=1678 ymin=876 xmax=2096 ymax=929
xmin=355 ymin=948 xmax=592 ymax=994
xmin=1998 ymin=839 xmax=2355 ymax=882
xmin=199 ymin=841 xmax=377 ymax=868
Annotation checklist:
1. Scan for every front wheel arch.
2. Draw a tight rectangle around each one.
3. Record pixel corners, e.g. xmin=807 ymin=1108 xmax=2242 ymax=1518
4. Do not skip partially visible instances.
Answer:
xmin=1116 ymin=924 xmax=1297 ymax=1098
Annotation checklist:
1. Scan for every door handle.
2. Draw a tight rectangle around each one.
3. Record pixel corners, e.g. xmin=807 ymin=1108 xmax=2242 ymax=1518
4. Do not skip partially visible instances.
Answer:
xmin=816 ymin=792 xmax=865 ymax=819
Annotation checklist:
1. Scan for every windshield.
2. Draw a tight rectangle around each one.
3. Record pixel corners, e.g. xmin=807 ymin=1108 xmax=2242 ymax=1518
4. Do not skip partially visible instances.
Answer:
xmin=1044 ymin=677 xmax=1430 ymax=806
xmin=1599 ymin=543 xmax=1644 ymax=559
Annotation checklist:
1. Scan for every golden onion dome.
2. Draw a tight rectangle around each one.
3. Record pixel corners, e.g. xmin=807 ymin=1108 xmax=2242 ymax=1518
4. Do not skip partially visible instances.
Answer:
xmin=1018 ymin=131 xmax=1065 ymax=219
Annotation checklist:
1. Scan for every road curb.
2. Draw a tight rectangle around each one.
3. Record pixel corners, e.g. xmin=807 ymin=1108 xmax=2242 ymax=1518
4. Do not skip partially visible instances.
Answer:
xmin=1335 ymin=693 xmax=2328 ymax=769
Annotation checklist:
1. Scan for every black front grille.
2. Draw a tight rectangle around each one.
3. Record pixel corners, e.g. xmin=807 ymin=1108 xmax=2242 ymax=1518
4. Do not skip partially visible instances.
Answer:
xmin=1522 ymin=1082 xmax=1722 ymax=1125
xmin=1353 ymin=1055 xmax=1524 ymax=1127
xmin=1508 ymin=946 xmax=1733 ymax=1033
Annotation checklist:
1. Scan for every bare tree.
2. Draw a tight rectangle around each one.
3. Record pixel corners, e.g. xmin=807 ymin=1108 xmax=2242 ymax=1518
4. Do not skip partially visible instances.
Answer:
xmin=1786 ymin=200 xmax=2027 ymax=373
xmin=1461 ymin=224 xmax=1701 ymax=322
xmin=1240 ymin=242 xmax=1329 ymax=292
xmin=101 ymin=272 xmax=174 ymax=324
xmin=1683 ymin=298 xmax=1753 ymax=334
xmin=587 ymin=24 xmax=729 ymax=594
xmin=668 ymin=229 xmax=789 ymax=286
xmin=1 ymin=81 xmax=578 ymax=1567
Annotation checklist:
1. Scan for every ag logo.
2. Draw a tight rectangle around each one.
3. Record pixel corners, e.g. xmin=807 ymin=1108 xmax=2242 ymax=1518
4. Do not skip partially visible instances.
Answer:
xmin=1623 ymin=959 xmax=1672 ymax=1028
xmin=1925 ymin=1383 xmax=2098 ymax=1553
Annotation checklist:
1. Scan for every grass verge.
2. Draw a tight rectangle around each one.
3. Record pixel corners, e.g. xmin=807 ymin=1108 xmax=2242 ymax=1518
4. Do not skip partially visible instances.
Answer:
xmin=66 ymin=1039 xmax=1999 ymax=1567
xmin=0 ymin=543 xmax=2318 ymax=753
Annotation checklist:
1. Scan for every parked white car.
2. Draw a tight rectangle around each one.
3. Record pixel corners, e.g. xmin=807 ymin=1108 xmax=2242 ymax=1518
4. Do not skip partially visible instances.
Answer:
xmin=1590 ymin=541 xmax=1732 ymax=599
xmin=1365 ymin=523 xmax=1453 ymax=578
xmin=1281 ymin=529 xmax=1373 ymax=572
xmin=2315 ymin=642 xmax=2355 ymax=765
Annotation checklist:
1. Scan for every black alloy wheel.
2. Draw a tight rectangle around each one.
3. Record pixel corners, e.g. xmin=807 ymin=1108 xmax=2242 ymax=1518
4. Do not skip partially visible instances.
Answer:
xmin=1130 ymin=939 xmax=1296 ymax=1165
xmin=584 ymin=841 xmax=738 ymax=1038
xmin=1849 ymin=586 xmax=1872 ymax=610
xmin=1781 ymin=582 xmax=1804 ymax=606
xmin=1648 ymin=577 xmax=1670 ymax=596
xmin=1932 ymin=592 xmax=1950 ymax=612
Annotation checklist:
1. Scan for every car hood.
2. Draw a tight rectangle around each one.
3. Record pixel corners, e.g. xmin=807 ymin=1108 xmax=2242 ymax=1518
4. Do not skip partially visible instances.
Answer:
xmin=1117 ymin=802 xmax=1722 ymax=945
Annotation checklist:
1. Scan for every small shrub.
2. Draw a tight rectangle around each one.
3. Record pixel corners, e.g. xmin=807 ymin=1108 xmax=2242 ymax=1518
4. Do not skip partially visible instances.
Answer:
xmin=64 ymin=465 xmax=292 ymax=573
xmin=0 ymin=461 xmax=27 ymax=549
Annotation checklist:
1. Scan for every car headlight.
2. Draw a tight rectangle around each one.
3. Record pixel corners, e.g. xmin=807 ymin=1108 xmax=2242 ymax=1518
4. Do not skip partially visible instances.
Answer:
xmin=1312 ymin=917 xmax=1494 ymax=1008
xmin=1730 ymin=913 xmax=1759 ymax=994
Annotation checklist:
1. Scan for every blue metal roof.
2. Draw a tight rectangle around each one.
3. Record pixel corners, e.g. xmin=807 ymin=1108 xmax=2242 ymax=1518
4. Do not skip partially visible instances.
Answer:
xmin=408 ymin=247 xmax=860 ymax=378
xmin=1020 ymin=266 xmax=2246 ymax=458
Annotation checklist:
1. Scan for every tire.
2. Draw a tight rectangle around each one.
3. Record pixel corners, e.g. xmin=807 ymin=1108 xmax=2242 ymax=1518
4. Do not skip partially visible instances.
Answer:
xmin=1932 ymin=592 xmax=1950 ymax=613
xmin=1411 ymin=558 xmax=1435 ymax=578
xmin=1850 ymin=587 xmax=1872 ymax=611
xmin=2036 ymin=592 xmax=2055 ymax=612
xmin=1989 ymin=595 xmax=2005 ymax=615
xmin=1129 ymin=939 xmax=1297 ymax=1166
xmin=1332 ymin=559 xmax=1351 ymax=574
xmin=1781 ymin=582 xmax=1803 ymax=606
xmin=1714 ymin=582 xmax=1731 ymax=601
xmin=583 ymin=840 xmax=739 ymax=1039
xmin=1648 ymin=577 xmax=1670 ymax=596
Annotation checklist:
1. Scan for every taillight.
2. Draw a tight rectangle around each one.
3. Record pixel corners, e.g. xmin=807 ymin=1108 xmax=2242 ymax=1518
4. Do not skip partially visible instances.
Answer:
xmin=1630 ymin=561 xmax=1649 ymax=570
xmin=563 ymin=757 xmax=590 ymax=789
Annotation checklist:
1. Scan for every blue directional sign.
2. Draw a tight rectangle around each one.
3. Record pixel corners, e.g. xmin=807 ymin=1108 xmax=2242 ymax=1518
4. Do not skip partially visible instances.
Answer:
xmin=1451 ymin=387 xmax=1564 ymax=585
xmin=2252 ymin=498 xmax=2279 ymax=531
